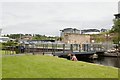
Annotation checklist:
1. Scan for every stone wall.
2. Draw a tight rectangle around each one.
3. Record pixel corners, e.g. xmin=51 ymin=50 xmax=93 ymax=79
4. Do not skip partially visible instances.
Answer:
xmin=62 ymin=33 xmax=90 ymax=44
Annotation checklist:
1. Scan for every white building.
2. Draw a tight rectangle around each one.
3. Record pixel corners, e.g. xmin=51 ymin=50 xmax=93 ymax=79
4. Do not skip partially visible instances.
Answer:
xmin=0 ymin=29 xmax=11 ymax=43
xmin=0 ymin=37 xmax=10 ymax=43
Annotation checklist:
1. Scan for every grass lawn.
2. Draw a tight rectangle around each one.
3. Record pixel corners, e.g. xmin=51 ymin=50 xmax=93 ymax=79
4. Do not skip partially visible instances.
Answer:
xmin=0 ymin=52 xmax=1 ymax=79
xmin=0 ymin=57 xmax=1 ymax=79
xmin=2 ymin=54 xmax=118 ymax=78
xmin=0 ymin=43 xmax=2 ymax=79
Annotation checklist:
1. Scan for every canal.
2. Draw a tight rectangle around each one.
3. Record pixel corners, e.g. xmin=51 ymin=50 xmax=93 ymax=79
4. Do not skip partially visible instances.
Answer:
xmin=79 ymin=56 xmax=120 ymax=68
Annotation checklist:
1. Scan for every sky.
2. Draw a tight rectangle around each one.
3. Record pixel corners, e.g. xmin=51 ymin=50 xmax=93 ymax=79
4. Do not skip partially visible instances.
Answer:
xmin=0 ymin=0 xmax=119 ymax=36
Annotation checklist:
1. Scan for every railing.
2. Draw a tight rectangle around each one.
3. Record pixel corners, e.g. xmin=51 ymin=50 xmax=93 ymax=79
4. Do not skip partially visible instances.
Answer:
xmin=3 ymin=42 xmax=108 ymax=55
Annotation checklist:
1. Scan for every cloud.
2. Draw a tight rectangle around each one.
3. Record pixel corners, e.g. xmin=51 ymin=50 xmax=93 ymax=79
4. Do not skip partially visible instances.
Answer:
xmin=0 ymin=0 xmax=119 ymax=2
xmin=1 ymin=2 xmax=118 ymax=36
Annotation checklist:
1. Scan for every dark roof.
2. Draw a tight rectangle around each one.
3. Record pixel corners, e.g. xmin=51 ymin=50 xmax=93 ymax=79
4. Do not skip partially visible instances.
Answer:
xmin=60 ymin=28 xmax=80 ymax=31
xmin=81 ymin=29 xmax=100 ymax=32
xmin=114 ymin=13 xmax=120 ymax=19
xmin=114 ymin=13 xmax=120 ymax=16
xmin=63 ymin=28 xmax=72 ymax=31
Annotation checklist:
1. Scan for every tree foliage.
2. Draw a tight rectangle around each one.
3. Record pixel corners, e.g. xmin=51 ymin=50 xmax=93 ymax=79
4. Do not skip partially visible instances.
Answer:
xmin=2 ymin=41 xmax=18 ymax=49
xmin=112 ymin=19 xmax=120 ymax=33
xmin=32 ymin=34 xmax=57 ymax=40
xmin=3 ymin=34 xmax=24 ymax=39
xmin=3 ymin=34 xmax=61 ymax=41
xmin=111 ymin=19 xmax=120 ymax=44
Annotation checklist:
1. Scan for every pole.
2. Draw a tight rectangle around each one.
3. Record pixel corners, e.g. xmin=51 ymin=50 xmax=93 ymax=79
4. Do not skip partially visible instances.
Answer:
xmin=43 ymin=44 xmax=44 ymax=55
xmin=79 ymin=44 xmax=81 ymax=52
xmin=63 ymin=44 xmax=65 ymax=54
xmin=70 ymin=44 xmax=73 ymax=52
xmin=52 ymin=43 xmax=54 ymax=55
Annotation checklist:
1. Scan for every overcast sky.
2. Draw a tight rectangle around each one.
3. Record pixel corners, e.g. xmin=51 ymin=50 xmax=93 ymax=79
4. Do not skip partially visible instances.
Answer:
xmin=0 ymin=0 xmax=119 ymax=36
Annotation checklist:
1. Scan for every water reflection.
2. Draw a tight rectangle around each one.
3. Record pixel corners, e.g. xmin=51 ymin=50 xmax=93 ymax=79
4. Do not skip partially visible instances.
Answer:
xmin=79 ymin=57 xmax=120 ymax=68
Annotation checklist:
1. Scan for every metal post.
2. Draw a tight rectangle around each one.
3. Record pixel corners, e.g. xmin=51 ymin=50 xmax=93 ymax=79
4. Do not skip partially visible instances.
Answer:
xmin=52 ymin=43 xmax=55 ymax=56
xmin=87 ymin=44 xmax=89 ymax=52
xmin=70 ymin=44 xmax=73 ymax=52
xmin=76 ymin=44 xmax=78 ymax=51
xmin=43 ymin=44 xmax=44 ymax=55
xmin=46 ymin=44 xmax=48 ymax=53
xmin=32 ymin=44 xmax=35 ymax=55
xmin=79 ymin=44 xmax=81 ymax=52
xmin=52 ymin=43 xmax=54 ymax=55
xmin=83 ymin=44 xmax=85 ymax=51
xmin=63 ymin=44 xmax=65 ymax=53
xmin=54 ymin=44 xmax=57 ymax=53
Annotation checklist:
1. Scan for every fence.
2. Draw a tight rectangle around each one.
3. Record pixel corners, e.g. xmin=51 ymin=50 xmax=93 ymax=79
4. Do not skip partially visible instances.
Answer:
xmin=3 ymin=42 xmax=110 ymax=55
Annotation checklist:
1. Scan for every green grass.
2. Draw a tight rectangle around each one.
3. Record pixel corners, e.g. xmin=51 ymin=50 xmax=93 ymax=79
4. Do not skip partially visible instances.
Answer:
xmin=0 ymin=56 xmax=1 ymax=79
xmin=0 ymin=43 xmax=2 ymax=79
xmin=2 ymin=55 xmax=118 ymax=78
xmin=0 ymin=55 xmax=1 ymax=79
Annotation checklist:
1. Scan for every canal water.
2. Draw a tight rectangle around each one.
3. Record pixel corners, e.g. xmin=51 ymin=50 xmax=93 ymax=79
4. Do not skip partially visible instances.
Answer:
xmin=79 ymin=57 xmax=120 ymax=68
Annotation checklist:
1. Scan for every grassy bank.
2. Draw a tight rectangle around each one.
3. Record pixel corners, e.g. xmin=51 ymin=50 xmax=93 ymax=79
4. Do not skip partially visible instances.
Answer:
xmin=0 ymin=43 xmax=2 ymax=79
xmin=2 ymin=55 xmax=118 ymax=78
xmin=0 ymin=56 xmax=1 ymax=79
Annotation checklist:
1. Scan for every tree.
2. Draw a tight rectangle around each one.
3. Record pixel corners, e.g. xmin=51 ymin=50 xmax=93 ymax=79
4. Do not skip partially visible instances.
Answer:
xmin=112 ymin=19 xmax=120 ymax=33
xmin=56 ymin=37 xmax=63 ymax=41
xmin=2 ymin=41 xmax=18 ymax=49
xmin=111 ymin=18 xmax=120 ymax=44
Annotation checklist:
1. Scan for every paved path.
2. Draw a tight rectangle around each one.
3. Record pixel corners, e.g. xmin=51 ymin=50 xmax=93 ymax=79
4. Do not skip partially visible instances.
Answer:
xmin=2 ymin=53 xmax=54 ymax=57
xmin=2 ymin=53 xmax=28 ymax=57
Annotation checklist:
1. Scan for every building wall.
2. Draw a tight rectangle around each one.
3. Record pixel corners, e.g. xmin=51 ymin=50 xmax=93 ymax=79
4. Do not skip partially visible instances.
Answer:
xmin=62 ymin=33 xmax=90 ymax=44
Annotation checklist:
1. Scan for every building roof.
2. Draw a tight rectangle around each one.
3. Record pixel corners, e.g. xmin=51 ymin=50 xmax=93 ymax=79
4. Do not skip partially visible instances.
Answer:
xmin=114 ymin=13 xmax=120 ymax=19
xmin=60 ymin=28 xmax=80 ymax=32
xmin=81 ymin=29 xmax=100 ymax=32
